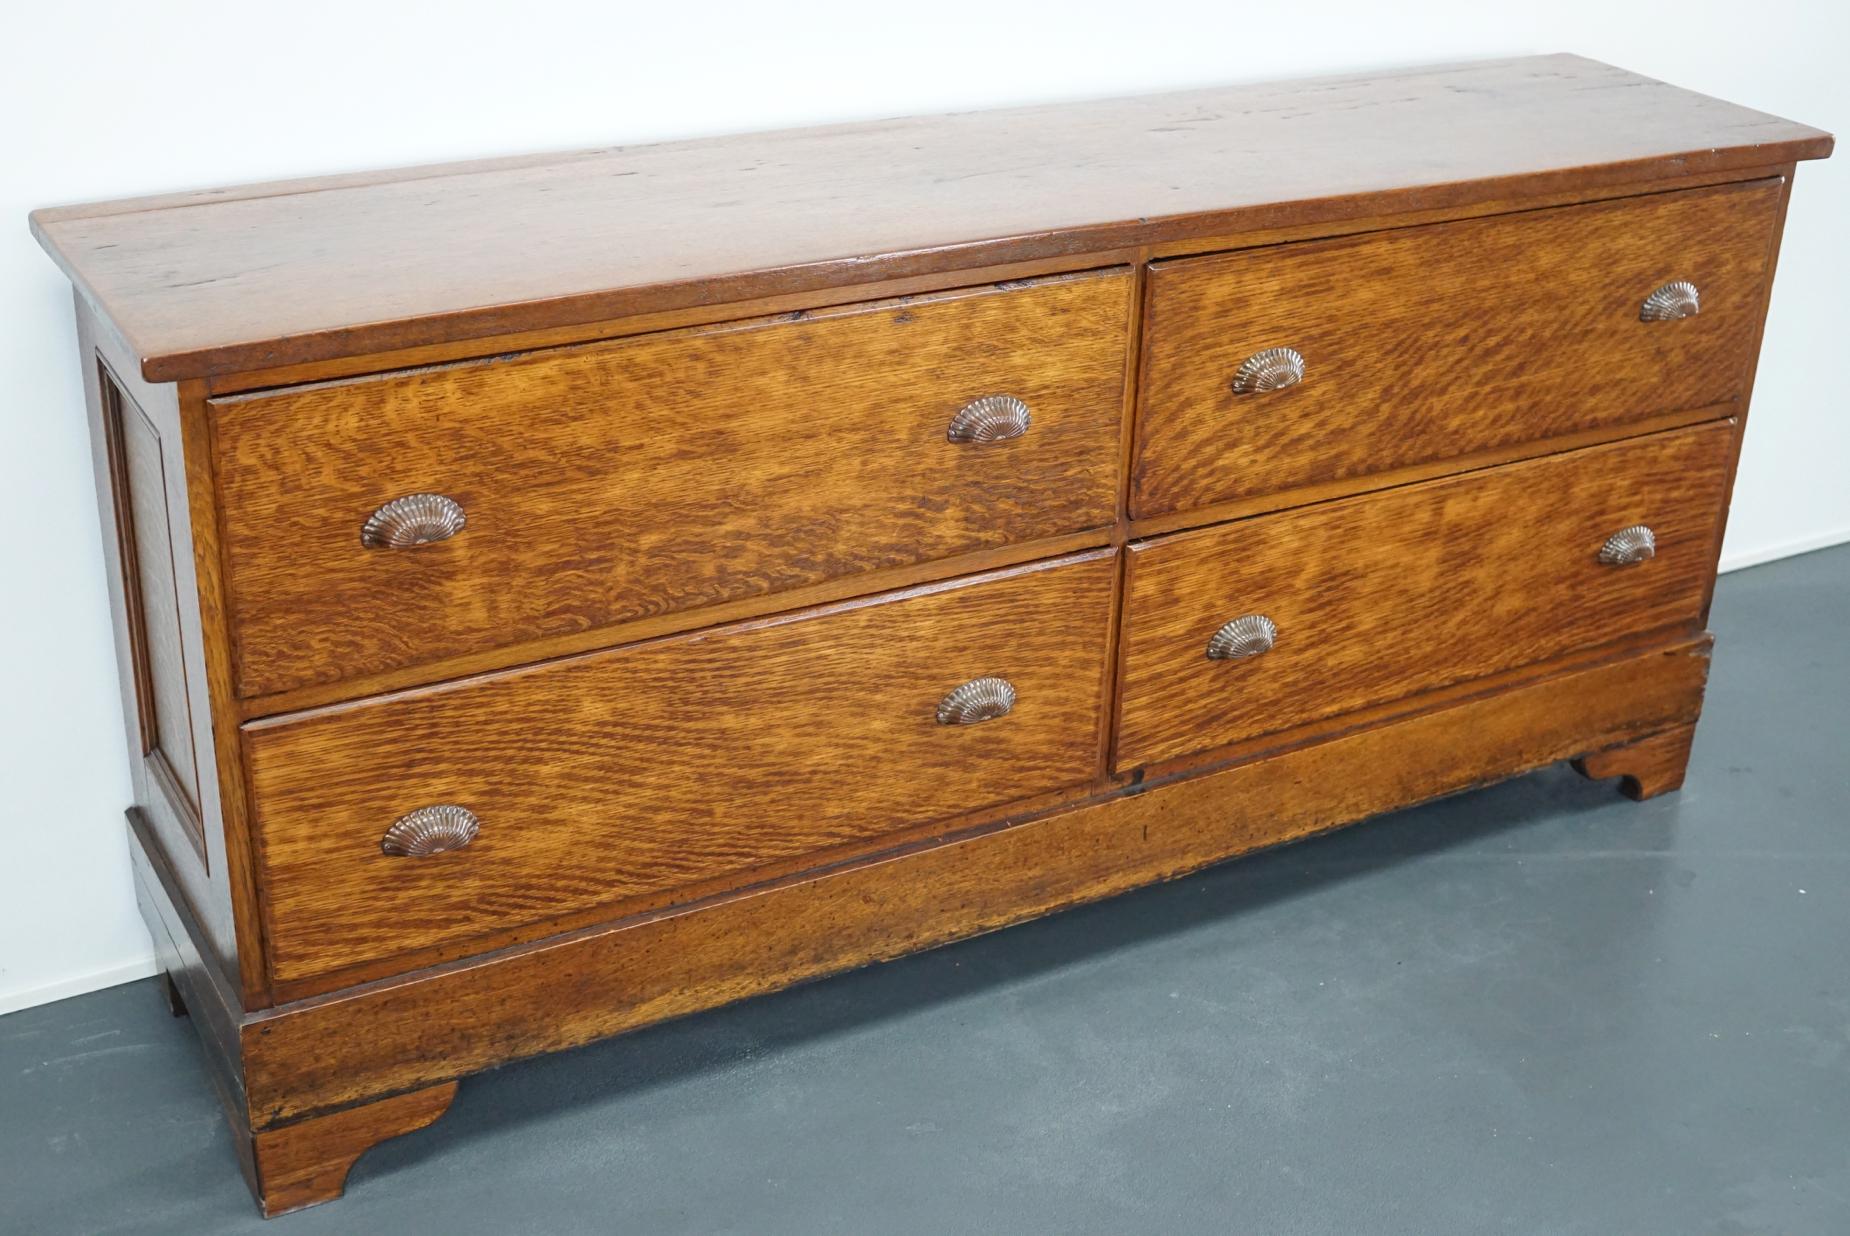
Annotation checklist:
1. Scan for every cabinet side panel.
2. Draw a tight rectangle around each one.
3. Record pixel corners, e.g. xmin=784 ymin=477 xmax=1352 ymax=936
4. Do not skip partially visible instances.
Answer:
xmin=78 ymin=294 xmax=260 ymax=1005
xmin=1699 ymin=168 xmax=1797 ymax=624
xmin=104 ymin=373 xmax=207 ymax=846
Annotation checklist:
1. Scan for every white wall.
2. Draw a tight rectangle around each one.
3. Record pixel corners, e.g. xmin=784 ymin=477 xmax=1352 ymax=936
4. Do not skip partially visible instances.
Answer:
xmin=1 ymin=0 xmax=1843 ymax=1015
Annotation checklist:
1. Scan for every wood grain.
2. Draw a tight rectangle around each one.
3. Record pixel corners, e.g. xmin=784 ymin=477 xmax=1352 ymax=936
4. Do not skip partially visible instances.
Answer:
xmin=1115 ymin=421 xmax=1734 ymax=770
xmin=1573 ymin=723 xmax=1697 ymax=800
xmin=1133 ymin=180 xmax=1781 ymax=516
xmin=237 ymin=637 xmax=1712 ymax=1124
xmin=194 ymin=163 xmax=1794 ymax=399
xmin=79 ymin=297 xmax=272 ymax=1005
xmin=212 ymin=271 xmax=1128 ymax=697
xmin=29 ymin=55 xmax=1829 ymax=382
xmin=1127 ymin=404 xmax=1731 ymax=541
xmin=236 ymin=529 xmax=1112 ymax=722
xmin=1698 ymin=170 xmax=1798 ymax=630
xmin=249 ymin=1083 xmax=457 ymax=1216
xmin=100 ymin=373 xmax=205 ymax=834
xmin=243 ymin=551 xmax=1117 ymax=984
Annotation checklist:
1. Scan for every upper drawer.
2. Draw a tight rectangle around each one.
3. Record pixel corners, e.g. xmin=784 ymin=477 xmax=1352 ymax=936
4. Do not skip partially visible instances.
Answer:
xmin=1115 ymin=420 xmax=1735 ymax=771
xmin=1132 ymin=180 xmax=1781 ymax=518
xmin=212 ymin=270 xmax=1132 ymax=698
xmin=243 ymin=550 xmax=1117 ymax=987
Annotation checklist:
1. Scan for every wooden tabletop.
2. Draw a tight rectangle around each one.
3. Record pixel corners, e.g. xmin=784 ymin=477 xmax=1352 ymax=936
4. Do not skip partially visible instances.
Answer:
xmin=31 ymin=54 xmax=1831 ymax=382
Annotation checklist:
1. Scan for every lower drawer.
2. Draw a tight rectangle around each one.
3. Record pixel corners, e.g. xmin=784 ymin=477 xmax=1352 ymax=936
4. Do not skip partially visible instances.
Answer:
xmin=244 ymin=550 xmax=1117 ymax=987
xmin=1114 ymin=421 xmax=1735 ymax=770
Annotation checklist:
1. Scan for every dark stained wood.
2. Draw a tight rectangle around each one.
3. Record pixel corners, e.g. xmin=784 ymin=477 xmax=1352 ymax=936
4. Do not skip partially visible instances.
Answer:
xmin=236 ymin=637 xmax=1711 ymax=1123
xmin=249 ymin=1083 xmax=458 ymax=1216
xmin=29 ymin=56 xmax=1830 ymax=382
xmin=1133 ymin=179 xmax=1781 ymax=516
xmin=243 ymin=552 xmax=1117 ymax=985
xmin=212 ymin=272 xmax=1129 ymax=697
xmin=1115 ymin=422 xmax=1735 ymax=770
xmin=1573 ymin=724 xmax=1698 ymax=800
xmin=160 ymin=972 xmax=188 ymax=1017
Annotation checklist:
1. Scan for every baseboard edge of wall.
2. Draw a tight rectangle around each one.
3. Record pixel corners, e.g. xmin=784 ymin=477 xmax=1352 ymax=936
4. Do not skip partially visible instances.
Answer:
xmin=1719 ymin=526 xmax=1850 ymax=574
xmin=0 ymin=955 xmax=160 ymax=1018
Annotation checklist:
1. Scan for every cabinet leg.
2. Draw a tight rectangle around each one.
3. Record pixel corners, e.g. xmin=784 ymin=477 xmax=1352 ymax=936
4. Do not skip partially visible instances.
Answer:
xmin=247 ymin=1081 xmax=459 ymax=1217
xmin=158 ymin=971 xmax=188 ymax=1018
xmin=1571 ymin=724 xmax=1697 ymax=801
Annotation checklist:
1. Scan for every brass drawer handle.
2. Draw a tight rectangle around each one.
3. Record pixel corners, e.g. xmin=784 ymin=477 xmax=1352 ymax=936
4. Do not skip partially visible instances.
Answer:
xmin=1598 ymin=525 xmax=1657 ymax=566
xmin=1207 ymin=613 xmax=1278 ymax=661
xmin=361 ymin=493 xmax=466 ymax=549
xmin=1230 ymin=347 xmax=1304 ymax=395
xmin=936 ymin=676 xmax=1016 ymax=725
xmin=947 ymin=395 xmax=1031 ymax=444
xmin=1639 ymin=281 xmax=1700 ymax=322
xmin=381 ymin=804 xmax=480 ymax=856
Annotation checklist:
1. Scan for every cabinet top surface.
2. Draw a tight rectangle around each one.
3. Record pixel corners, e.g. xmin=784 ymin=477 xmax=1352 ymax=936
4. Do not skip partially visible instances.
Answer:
xmin=31 ymin=54 xmax=1830 ymax=382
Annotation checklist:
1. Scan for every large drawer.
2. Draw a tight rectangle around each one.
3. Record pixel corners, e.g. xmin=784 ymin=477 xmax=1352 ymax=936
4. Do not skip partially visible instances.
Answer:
xmin=1132 ymin=180 xmax=1780 ymax=518
xmin=1115 ymin=421 xmax=1735 ymax=770
xmin=243 ymin=550 xmax=1117 ymax=986
xmin=213 ymin=270 xmax=1132 ymax=698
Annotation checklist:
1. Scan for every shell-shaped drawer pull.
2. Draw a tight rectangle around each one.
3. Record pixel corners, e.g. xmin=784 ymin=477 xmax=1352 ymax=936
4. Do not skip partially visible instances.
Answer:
xmin=361 ymin=493 xmax=466 ymax=549
xmin=1598 ymin=525 xmax=1657 ymax=567
xmin=1230 ymin=347 xmax=1305 ymax=395
xmin=380 ymin=804 xmax=480 ymax=857
xmin=947 ymin=395 xmax=1031 ymax=444
xmin=936 ymin=676 xmax=1017 ymax=725
xmin=1207 ymin=613 xmax=1278 ymax=661
xmin=1639 ymin=281 xmax=1700 ymax=322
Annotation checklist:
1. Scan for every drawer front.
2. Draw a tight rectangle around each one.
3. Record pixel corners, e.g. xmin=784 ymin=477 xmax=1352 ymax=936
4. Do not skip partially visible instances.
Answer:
xmin=1115 ymin=421 xmax=1734 ymax=770
xmin=1133 ymin=180 xmax=1780 ymax=518
xmin=244 ymin=551 xmax=1116 ymax=985
xmin=214 ymin=270 xmax=1131 ymax=698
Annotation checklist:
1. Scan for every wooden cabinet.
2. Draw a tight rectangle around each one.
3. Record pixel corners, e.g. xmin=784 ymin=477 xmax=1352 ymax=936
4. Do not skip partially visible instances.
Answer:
xmin=32 ymin=54 xmax=1829 ymax=1217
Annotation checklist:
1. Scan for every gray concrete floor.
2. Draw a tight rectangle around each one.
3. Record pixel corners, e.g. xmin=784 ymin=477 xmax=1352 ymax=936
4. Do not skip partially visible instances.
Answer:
xmin=4 ymin=546 xmax=1848 ymax=1235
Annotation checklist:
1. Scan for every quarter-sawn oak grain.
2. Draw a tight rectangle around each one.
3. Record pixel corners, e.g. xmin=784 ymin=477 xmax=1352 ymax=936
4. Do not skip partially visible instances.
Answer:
xmin=30 ymin=56 xmax=1829 ymax=382
xmin=1133 ymin=180 xmax=1780 ymax=516
xmin=243 ymin=552 xmax=1117 ymax=985
xmin=213 ymin=272 xmax=1128 ymax=697
xmin=1115 ymin=421 xmax=1734 ymax=770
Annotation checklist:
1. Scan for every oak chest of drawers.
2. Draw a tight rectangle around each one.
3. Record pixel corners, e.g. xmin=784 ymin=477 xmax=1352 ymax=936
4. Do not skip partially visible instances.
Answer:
xmin=32 ymin=54 xmax=1830 ymax=1215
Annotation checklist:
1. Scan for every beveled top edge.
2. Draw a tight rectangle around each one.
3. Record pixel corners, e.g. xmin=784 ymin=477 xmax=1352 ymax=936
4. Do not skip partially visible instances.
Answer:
xmin=30 ymin=54 xmax=1832 ymax=384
